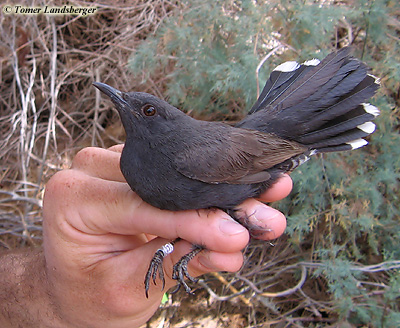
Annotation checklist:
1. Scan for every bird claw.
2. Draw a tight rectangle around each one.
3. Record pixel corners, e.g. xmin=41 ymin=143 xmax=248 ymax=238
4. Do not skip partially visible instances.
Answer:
xmin=227 ymin=208 xmax=272 ymax=238
xmin=171 ymin=245 xmax=204 ymax=294
xmin=144 ymin=241 xmax=204 ymax=297
xmin=144 ymin=242 xmax=175 ymax=298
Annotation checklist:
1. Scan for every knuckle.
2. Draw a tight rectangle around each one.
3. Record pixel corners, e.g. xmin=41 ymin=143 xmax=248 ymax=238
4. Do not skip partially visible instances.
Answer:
xmin=107 ymin=144 xmax=124 ymax=153
xmin=44 ymin=169 xmax=83 ymax=199
xmin=71 ymin=147 xmax=99 ymax=169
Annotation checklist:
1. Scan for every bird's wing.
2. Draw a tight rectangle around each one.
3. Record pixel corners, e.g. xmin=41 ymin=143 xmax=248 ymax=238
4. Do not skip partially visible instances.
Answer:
xmin=174 ymin=127 xmax=306 ymax=184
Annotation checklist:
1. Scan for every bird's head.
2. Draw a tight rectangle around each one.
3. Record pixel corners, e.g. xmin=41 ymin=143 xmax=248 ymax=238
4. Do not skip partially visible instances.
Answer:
xmin=93 ymin=82 xmax=185 ymax=140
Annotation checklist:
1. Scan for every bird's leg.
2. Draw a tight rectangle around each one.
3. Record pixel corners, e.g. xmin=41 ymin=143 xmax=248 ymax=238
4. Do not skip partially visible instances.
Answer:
xmin=145 ymin=238 xmax=180 ymax=298
xmin=171 ymin=244 xmax=205 ymax=294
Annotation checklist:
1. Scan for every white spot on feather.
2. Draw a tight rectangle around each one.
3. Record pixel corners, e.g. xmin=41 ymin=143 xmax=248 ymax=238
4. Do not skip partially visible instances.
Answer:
xmin=368 ymin=74 xmax=381 ymax=85
xmin=274 ymin=61 xmax=300 ymax=72
xmin=357 ymin=122 xmax=376 ymax=134
xmin=346 ymin=139 xmax=368 ymax=149
xmin=362 ymin=103 xmax=380 ymax=117
xmin=303 ymin=58 xmax=320 ymax=66
xmin=309 ymin=149 xmax=318 ymax=156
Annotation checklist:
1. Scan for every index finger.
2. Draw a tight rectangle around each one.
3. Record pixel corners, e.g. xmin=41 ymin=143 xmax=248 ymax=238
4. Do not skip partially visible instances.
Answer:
xmin=71 ymin=146 xmax=125 ymax=182
xmin=258 ymin=174 xmax=293 ymax=203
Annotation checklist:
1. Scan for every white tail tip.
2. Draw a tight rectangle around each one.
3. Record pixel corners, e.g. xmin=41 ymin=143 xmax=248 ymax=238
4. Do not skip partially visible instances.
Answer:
xmin=358 ymin=122 xmax=376 ymax=134
xmin=362 ymin=103 xmax=380 ymax=117
xmin=347 ymin=139 xmax=368 ymax=150
xmin=274 ymin=61 xmax=300 ymax=72
xmin=303 ymin=58 xmax=320 ymax=66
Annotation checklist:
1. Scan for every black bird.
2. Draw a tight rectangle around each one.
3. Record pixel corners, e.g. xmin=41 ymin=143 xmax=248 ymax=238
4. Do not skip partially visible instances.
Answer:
xmin=93 ymin=47 xmax=380 ymax=296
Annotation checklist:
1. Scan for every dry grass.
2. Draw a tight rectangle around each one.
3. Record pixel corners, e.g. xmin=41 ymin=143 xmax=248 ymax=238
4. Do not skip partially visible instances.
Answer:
xmin=0 ymin=0 xmax=177 ymax=247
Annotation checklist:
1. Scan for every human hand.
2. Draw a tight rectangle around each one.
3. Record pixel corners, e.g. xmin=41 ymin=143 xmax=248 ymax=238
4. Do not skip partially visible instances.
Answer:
xmin=42 ymin=145 xmax=291 ymax=328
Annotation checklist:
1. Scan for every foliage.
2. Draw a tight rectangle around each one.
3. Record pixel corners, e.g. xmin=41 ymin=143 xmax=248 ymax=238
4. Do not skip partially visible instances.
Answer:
xmin=129 ymin=0 xmax=400 ymax=326
xmin=131 ymin=0 xmax=270 ymax=115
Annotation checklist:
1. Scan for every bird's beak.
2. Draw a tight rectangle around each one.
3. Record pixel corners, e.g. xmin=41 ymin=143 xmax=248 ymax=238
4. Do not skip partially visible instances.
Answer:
xmin=93 ymin=82 xmax=129 ymax=109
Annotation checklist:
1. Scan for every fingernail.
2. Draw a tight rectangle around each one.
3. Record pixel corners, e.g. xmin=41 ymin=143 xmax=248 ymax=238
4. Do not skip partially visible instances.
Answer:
xmin=251 ymin=205 xmax=280 ymax=224
xmin=198 ymin=253 xmax=217 ymax=271
xmin=219 ymin=218 xmax=247 ymax=235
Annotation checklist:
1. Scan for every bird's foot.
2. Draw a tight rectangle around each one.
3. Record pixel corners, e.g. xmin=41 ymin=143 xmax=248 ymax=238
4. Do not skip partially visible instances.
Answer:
xmin=171 ymin=245 xmax=204 ymax=295
xmin=145 ymin=240 xmax=178 ymax=298
xmin=227 ymin=208 xmax=272 ymax=238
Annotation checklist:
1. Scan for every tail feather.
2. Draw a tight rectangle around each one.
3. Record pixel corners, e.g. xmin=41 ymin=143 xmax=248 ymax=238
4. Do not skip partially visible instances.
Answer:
xmin=238 ymin=47 xmax=380 ymax=155
xmin=312 ymin=140 xmax=366 ymax=153
xmin=250 ymin=60 xmax=320 ymax=114
xmin=309 ymin=127 xmax=373 ymax=149
xmin=269 ymin=47 xmax=351 ymax=112
xmin=306 ymin=61 xmax=367 ymax=109
xmin=306 ymin=74 xmax=379 ymax=132
xmin=298 ymin=104 xmax=377 ymax=145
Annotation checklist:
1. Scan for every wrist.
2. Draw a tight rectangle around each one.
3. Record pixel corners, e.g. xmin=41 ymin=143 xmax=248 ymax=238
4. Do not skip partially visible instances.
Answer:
xmin=0 ymin=248 xmax=64 ymax=328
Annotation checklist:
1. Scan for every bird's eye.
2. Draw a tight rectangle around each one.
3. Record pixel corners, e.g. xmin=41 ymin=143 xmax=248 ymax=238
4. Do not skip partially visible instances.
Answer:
xmin=142 ymin=104 xmax=156 ymax=117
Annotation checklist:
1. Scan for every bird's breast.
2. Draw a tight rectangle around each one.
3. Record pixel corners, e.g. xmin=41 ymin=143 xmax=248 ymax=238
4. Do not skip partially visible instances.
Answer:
xmin=119 ymin=141 xmax=264 ymax=211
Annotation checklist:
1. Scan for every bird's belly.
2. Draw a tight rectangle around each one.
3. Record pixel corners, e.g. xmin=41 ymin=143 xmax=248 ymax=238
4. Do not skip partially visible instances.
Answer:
xmin=122 ymin=161 xmax=260 ymax=211
xmin=120 ymin=147 xmax=267 ymax=211
xmin=141 ymin=179 xmax=262 ymax=211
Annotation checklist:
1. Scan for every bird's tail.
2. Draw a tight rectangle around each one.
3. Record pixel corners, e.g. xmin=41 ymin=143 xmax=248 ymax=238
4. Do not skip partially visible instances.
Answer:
xmin=238 ymin=47 xmax=380 ymax=154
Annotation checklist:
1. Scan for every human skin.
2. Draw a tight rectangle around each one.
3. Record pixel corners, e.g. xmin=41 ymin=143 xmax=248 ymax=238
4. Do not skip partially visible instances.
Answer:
xmin=0 ymin=145 xmax=292 ymax=328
